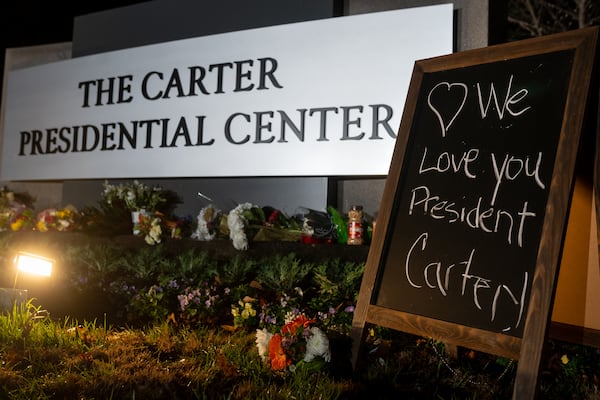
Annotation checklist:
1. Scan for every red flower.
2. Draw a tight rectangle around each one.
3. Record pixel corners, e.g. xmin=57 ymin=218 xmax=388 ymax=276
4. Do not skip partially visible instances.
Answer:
xmin=267 ymin=209 xmax=281 ymax=224
xmin=281 ymin=315 xmax=314 ymax=336
xmin=268 ymin=333 xmax=290 ymax=371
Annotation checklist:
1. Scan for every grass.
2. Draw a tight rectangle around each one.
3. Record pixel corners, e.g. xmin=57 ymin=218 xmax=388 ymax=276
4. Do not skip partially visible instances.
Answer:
xmin=0 ymin=305 xmax=348 ymax=399
xmin=0 ymin=301 xmax=597 ymax=399
xmin=0 ymin=235 xmax=598 ymax=399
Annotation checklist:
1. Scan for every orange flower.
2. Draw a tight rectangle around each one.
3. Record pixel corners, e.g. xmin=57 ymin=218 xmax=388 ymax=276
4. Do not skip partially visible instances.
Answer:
xmin=268 ymin=334 xmax=290 ymax=370
xmin=282 ymin=315 xmax=314 ymax=335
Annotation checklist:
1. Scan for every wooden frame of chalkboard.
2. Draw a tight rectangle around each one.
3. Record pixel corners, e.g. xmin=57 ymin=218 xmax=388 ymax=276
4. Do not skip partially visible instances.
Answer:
xmin=351 ymin=27 xmax=598 ymax=399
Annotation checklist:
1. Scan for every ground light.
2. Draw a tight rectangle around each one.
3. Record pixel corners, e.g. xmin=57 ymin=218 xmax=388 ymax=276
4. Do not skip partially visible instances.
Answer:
xmin=0 ymin=251 xmax=54 ymax=312
xmin=13 ymin=251 xmax=54 ymax=281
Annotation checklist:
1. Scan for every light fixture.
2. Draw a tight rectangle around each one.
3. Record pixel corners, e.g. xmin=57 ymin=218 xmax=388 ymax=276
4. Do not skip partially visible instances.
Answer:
xmin=0 ymin=251 xmax=53 ymax=312
xmin=13 ymin=251 xmax=53 ymax=279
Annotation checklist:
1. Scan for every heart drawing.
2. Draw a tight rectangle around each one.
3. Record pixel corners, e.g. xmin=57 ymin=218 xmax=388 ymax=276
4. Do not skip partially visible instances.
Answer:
xmin=427 ymin=81 xmax=468 ymax=138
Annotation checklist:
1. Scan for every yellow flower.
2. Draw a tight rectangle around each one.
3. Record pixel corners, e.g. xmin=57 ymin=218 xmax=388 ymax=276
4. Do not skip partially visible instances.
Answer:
xmin=561 ymin=354 xmax=569 ymax=364
xmin=36 ymin=220 xmax=48 ymax=232
xmin=10 ymin=219 xmax=23 ymax=231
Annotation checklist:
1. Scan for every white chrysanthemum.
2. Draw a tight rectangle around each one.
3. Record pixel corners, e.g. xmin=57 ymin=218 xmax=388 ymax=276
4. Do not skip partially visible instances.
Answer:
xmin=230 ymin=230 xmax=248 ymax=250
xmin=227 ymin=203 xmax=255 ymax=250
xmin=304 ymin=327 xmax=331 ymax=363
xmin=191 ymin=206 xmax=220 ymax=241
xmin=255 ymin=328 xmax=273 ymax=363
xmin=229 ymin=217 xmax=245 ymax=231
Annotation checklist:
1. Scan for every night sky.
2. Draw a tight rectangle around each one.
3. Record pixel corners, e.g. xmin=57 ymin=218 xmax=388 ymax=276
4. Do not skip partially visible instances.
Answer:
xmin=0 ymin=1 xmax=147 ymax=49
xmin=0 ymin=1 xmax=147 ymax=77
xmin=0 ymin=1 xmax=148 ymax=110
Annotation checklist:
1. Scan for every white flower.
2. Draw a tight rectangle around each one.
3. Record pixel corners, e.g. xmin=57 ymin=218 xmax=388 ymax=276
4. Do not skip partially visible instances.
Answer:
xmin=304 ymin=327 xmax=331 ymax=363
xmin=144 ymin=218 xmax=162 ymax=245
xmin=191 ymin=205 xmax=220 ymax=241
xmin=230 ymin=230 xmax=248 ymax=250
xmin=255 ymin=328 xmax=273 ymax=363
xmin=284 ymin=310 xmax=299 ymax=324
xmin=227 ymin=203 xmax=255 ymax=250
xmin=102 ymin=180 xmax=166 ymax=212
xmin=124 ymin=189 xmax=137 ymax=210
xmin=302 ymin=218 xmax=314 ymax=236
xmin=58 ymin=219 xmax=71 ymax=230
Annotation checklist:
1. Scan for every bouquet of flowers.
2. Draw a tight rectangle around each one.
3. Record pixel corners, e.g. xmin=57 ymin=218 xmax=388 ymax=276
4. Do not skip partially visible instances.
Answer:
xmin=35 ymin=206 xmax=79 ymax=232
xmin=190 ymin=202 xmax=264 ymax=250
xmin=132 ymin=210 xmax=188 ymax=245
xmin=191 ymin=203 xmax=302 ymax=250
xmin=9 ymin=207 xmax=34 ymax=231
xmin=253 ymin=206 xmax=303 ymax=242
xmin=255 ymin=311 xmax=331 ymax=373
xmin=191 ymin=204 xmax=222 ymax=241
xmin=226 ymin=202 xmax=263 ymax=250
xmin=140 ymin=214 xmax=163 ymax=245
xmin=0 ymin=186 xmax=36 ymax=231
xmin=102 ymin=180 xmax=167 ymax=212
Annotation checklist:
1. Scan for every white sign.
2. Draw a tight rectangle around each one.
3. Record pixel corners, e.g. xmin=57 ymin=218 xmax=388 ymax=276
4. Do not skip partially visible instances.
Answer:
xmin=1 ymin=5 xmax=452 ymax=180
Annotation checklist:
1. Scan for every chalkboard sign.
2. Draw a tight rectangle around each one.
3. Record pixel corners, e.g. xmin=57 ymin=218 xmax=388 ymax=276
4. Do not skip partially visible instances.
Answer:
xmin=351 ymin=27 xmax=598 ymax=399
xmin=375 ymin=49 xmax=573 ymax=338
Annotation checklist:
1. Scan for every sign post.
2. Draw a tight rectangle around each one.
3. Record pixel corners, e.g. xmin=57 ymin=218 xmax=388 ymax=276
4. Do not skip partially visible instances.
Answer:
xmin=351 ymin=27 xmax=598 ymax=399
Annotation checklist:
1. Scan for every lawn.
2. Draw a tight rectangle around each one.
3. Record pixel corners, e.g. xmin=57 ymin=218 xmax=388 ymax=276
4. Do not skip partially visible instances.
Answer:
xmin=0 ymin=233 xmax=598 ymax=399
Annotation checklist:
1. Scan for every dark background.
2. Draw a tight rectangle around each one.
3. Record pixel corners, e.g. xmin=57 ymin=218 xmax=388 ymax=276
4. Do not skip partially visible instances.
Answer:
xmin=4 ymin=1 xmax=598 ymax=77
xmin=0 ymin=1 xmax=147 ymax=50
xmin=0 ymin=1 xmax=505 ymax=71
xmin=0 ymin=1 xmax=148 ymax=79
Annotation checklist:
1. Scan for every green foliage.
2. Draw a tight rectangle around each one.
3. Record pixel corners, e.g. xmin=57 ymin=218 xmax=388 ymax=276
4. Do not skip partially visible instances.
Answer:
xmin=0 ymin=241 xmax=596 ymax=398
xmin=56 ymin=244 xmax=365 ymax=330
xmin=538 ymin=339 xmax=600 ymax=398
xmin=0 ymin=299 xmax=45 ymax=349
xmin=169 ymin=249 xmax=219 ymax=285
xmin=79 ymin=203 xmax=132 ymax=236
xmin=217 ymin=255 xmax=257 ymax=287
xmin=327 ymin=205 xmax=347 ymax=244
xmin=0 ymin=237 xmax=598 ymax=398
xmin=307 ymin=259 xmax=364 ymax=334
xmin=117 ymin=245 xmax=170 ymax=281
xmin=62 ymin=244 xmax=125 ymax=290
xmin=311 ymin=259 xmax=364 ymax=305
xmin=256 ymin=253 xmax=313 ymax=295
